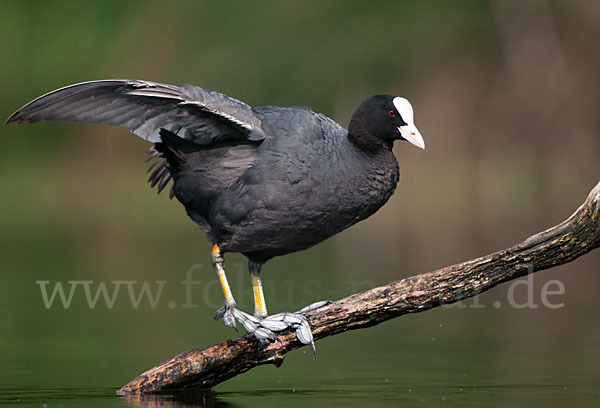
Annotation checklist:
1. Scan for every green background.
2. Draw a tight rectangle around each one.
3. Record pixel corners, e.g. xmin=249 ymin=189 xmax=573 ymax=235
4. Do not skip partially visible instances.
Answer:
xmin=1 ymin=1 xmax=599 ymax=406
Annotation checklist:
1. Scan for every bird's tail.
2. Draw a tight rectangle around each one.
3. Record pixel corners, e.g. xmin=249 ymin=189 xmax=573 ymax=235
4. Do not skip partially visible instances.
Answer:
xmin=154 ymin=128 xmax=188 ymax=168
xmin=146 ymin=128 xmax=191 ymax=197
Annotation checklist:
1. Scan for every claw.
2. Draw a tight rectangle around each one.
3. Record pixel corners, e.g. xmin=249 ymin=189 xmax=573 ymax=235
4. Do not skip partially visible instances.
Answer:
xmin=309 ymin=341 xmax=317 ymax=360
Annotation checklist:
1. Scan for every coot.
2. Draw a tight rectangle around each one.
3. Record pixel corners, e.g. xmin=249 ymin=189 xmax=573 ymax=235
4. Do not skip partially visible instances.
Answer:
xmin=6 ymin=80 xmax=425 ymax=355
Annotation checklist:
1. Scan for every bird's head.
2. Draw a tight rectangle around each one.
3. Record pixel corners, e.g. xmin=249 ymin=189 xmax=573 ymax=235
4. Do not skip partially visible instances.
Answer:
xmin=348 ymin=95 xmax=425 ymax=152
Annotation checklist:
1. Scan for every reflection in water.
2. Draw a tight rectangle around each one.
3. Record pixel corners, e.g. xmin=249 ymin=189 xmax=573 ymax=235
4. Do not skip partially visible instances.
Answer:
xmin=120 ymin=390 xmax=238 ymax=408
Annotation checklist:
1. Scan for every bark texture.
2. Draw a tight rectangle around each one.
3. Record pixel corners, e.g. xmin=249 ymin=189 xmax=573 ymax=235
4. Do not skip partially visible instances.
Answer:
xmin=117 ymin=181 xmax=600 ymax=395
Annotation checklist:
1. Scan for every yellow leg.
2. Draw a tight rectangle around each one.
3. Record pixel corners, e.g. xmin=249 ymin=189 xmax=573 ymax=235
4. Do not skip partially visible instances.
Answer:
xmin=249 ymin=261 xmax=268 ymax=318
xmin=211 ymin=244 xmax=236 ymax=306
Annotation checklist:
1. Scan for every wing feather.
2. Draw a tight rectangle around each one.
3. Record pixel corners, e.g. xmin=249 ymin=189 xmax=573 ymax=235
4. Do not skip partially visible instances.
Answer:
xmin=5 ymin=79 xmax=266 ymax=145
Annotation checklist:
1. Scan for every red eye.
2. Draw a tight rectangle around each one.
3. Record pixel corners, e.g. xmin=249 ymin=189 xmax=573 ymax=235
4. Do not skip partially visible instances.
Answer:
xmin=388 ymin=110 xmax=396 ymax=117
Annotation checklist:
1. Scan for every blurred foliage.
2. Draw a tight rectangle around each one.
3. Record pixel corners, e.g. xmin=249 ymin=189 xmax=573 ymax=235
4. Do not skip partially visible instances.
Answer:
xmin=1 ymin=0 xmax=599 ymax=406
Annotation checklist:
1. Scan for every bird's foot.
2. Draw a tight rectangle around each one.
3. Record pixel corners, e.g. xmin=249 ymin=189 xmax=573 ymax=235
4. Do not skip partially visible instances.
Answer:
xmin=256 ymin=301 xmax=331 ymax=359
xmin=260 ymin=312 xmax=316 ymax=358
xmin=215 ymin=303 xmax=327 ymax=359
xmin=214 ymin=304 xmax=280 ymax=343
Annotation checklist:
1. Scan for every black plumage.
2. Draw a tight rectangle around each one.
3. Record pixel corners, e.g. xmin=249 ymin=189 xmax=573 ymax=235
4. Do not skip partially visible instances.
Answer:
xmin=6 ymin=79 xmax=425 ymax=348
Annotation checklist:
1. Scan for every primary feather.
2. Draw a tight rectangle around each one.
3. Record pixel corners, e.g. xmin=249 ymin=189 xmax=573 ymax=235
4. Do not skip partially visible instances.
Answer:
xmin=5 ymin=79 xmax=266 ymax=144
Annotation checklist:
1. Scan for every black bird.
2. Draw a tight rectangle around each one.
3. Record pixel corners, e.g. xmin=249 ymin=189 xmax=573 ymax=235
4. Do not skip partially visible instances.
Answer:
xmin=5 ymin=80 xmax=425 ymax=355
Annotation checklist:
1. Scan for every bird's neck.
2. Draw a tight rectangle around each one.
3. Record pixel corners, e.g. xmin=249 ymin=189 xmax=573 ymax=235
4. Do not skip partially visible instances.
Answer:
xmin=347 ymin=117 xmax=392 ymax=153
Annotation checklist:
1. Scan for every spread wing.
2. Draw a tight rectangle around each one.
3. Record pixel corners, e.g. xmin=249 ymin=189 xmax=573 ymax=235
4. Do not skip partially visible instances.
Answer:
xmin=5 ymin=79 xmax=266 ymax=144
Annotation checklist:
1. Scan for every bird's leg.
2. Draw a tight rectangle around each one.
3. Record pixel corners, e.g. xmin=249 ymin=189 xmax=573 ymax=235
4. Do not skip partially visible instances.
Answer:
xmin=211 ymin=244 xmax=239 ymax=329
xmin=211 ymin=245 xmax=278 ymax=342
xmin=213 ymin=250 xmax=319 ymax=356
xmin=249 ymin=260 xmax=268 ymax=318
xmin=247 ymin=261 xmax=319 ymax=358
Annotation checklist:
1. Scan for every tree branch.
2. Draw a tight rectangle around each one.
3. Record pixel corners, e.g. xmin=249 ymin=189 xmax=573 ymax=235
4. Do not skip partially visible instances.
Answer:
xmin=117 ymin=181 xmax=600 ymax=395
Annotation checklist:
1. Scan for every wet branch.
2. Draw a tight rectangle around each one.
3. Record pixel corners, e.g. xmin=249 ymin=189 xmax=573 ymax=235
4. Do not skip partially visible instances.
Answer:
xmin=117 ymin=180 xmax=600 ymax=394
